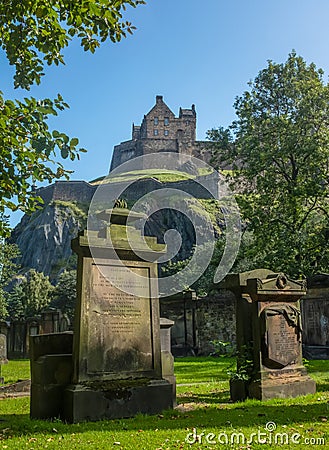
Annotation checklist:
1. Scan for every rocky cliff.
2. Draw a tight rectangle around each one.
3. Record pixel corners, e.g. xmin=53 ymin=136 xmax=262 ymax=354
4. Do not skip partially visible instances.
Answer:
xmin=10 ymin=195 xmax=223 ymax=282
xmin=10 ymin=201 xmax=88 ymax=280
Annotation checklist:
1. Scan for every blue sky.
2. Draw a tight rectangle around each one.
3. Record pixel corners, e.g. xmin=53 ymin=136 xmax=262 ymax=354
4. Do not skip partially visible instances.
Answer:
xmin=3 ymin=0 xmax=329 ymax=224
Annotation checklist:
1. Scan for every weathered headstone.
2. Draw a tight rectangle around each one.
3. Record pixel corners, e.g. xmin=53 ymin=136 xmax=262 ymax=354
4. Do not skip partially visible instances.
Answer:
xmin=0 ymin=332 xmax=8 ymax=384
xmin=302 ymin=274 xmax=329 ymax=359
xmin=62 ymin=208 xmax=174 ymax=422
xmin=220 ymin=269 xmax=316 ymax=401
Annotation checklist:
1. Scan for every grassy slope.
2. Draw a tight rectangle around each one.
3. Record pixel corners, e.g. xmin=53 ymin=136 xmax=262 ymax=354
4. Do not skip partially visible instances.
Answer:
xmin=90 ymin=167 xmax=214 ymax=185
xmin=0 ymin=358 xmax=328 ymax=449
xmin=89 ymin=169 xmax=194 ymax=185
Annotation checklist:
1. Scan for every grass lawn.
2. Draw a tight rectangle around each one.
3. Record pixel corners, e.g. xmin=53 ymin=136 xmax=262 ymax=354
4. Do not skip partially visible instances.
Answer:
xmin=0 ymin=357 xmax=329 ymax=449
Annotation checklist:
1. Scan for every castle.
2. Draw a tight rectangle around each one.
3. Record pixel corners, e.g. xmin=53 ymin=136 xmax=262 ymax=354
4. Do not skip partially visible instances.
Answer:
xmin=33 ymin=96 xmax=212 ymax=205
xmin=110 ymin=95 xmax=210 ymax=171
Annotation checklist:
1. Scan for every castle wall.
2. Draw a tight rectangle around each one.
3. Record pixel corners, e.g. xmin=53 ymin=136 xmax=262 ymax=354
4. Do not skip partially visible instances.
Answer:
xmin=37 ymin=181 xmax=96 ymax=205
xmin=35 ymin=173 xmax=218 ymax=208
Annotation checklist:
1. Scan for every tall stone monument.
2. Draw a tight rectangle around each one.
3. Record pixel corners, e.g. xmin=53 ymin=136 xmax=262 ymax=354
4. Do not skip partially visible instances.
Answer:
xmin=63 ymin=208 xmax=173 ymax=422
xmin=220 ymin=269 xmax=316 ymax=401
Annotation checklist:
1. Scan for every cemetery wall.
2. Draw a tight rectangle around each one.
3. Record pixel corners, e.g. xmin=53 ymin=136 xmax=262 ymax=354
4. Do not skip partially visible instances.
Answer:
xmin=160 ymin=289 xmax=236 ymax=356
xmin=196 ymin=290 xmax=236 ymax=355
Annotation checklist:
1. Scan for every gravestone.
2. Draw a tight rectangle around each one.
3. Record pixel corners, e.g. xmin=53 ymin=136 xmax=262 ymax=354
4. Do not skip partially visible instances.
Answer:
xmin=0 ymin=332 xmax=8 ymax=384
xmin=62 ymin=208 xmax=174 ymax=422
xmin=220 ymin=269 xmax=316 ymax=401
xmin=302 ymin=274 xmax=329 ymax=359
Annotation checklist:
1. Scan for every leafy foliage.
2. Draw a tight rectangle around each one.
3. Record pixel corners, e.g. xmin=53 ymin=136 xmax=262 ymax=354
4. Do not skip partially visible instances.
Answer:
xmin=0 ymin=222 xmax=20 ymax=319
xmin=0 ymin=0 xmax=145 ymax=237
xmin=50 ymin=270 xmax=77 ymax=322
xmin=7 ymin=269 xmax=54 ymax=319
xmin=0 ymin=92 xmax=87 ymax=236
xmin=162 ymin=240 xmax=226 ymax=296
xmin=0 ymin=0 xmax=146 ymax=90
xmin=208 ymin=52 xmax=329 ymax=277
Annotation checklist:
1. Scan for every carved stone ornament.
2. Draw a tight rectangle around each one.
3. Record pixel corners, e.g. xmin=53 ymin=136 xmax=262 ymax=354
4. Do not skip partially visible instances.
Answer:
xmin=276 ymin=274 xmax=287 ymax=290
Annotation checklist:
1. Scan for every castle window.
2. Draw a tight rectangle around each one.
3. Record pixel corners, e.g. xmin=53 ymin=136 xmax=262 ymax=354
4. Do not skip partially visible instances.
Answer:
xmin=164 ymin=117 xmax=169 ymax=126
xmin=164 ymin=130 xmax=169 ymax=136
xmin=154 ymin=129 xmax=158 ymax=136
xmin=154 ymin=117 xmax=159 ymax=125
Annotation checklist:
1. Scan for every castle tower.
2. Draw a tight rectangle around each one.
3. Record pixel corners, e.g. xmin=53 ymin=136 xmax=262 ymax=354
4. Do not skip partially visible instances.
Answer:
xmin=109 ymin=96 xmax=201 ymax=171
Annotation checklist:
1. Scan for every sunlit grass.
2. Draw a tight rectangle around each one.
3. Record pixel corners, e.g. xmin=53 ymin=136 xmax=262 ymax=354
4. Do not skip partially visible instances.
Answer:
xmin=0 ymin=357 xmax=328 ymax=449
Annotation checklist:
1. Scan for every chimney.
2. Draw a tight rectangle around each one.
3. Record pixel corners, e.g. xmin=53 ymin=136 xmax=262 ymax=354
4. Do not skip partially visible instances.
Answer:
xmin=156 ymin=95 xmax=163 ymax=104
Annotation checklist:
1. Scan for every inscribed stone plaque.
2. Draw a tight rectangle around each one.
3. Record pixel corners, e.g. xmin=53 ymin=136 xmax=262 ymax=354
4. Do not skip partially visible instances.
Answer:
xmin=265 ymin=314 xmax=299 ymax=368
xmin=87 ymin=263 xmax=153 ymax=375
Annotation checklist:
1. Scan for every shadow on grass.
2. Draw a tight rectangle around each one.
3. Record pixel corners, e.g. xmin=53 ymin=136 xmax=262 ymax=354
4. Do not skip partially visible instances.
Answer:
xmin=315 ymin=382 xmax=329 ymax=392
xmin=178 ymin=388 xmax=231 ymax=404
xmin=305 ymin=360 xmax=329 ymax=373
xmin=0 ymin=395 xmax=328 ymax=438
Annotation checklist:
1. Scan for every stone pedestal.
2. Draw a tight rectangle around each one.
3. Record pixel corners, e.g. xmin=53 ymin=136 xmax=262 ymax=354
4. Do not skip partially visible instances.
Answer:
xmin=30 ymin=332 xmax=73 ymax=419
xmin=63 ymin=379 xmax=172 ymax=423
xmin=160 ymin=317 xmax=176 ymax=405
xmin=220 ymin=269 xmax=316 ymax=401
xmin=63 ymin=208 xmax=173 ymax=422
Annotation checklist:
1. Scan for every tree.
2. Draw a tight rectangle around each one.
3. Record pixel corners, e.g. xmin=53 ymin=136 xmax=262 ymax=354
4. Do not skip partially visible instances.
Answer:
xmin=50 ymin=270 xmax=77 ymax=323
xmin=6 ymin=283 xmax=25 ymax=320
xmin=208 ymin=52 xmax=329 ymax=277
xmin=0 ymin=0 xmax=145 ymax=237
xmin=0 ymin=218 xmax=20 ymax=319
xmin=7 ymin=269 xmax=54 ymax=319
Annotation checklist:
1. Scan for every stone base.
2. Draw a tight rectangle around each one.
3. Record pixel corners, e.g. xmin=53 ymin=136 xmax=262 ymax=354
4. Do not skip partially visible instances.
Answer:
xmin=30 ymin=354 xmax=73 ymax=420
xmin=303 ymin=345 xmax=329 ymax=360
xmin=63 ymin=379 xmax=173 ymax=423
xmin=161 ymin=350 xmax=177 ymax=407
xmin=248 ymin=375 xmax=316 ymax=400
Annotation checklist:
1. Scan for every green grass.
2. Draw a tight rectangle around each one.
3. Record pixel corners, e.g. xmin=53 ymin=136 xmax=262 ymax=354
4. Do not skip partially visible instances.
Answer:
xmin=1 ymin=357 xmax=329 ymax=449
xmin=1 ymin=360 xmax=30 ymax=385
xmin=90 ymin=169 xmax=195 ymax=185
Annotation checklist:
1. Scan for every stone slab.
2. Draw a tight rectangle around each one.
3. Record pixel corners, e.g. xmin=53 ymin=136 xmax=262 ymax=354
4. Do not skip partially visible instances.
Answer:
xmin=30 ymin=332 xmax=73 ymax=362
xmin=73 ymin=259 xmax=162 ymax=383
xmin=87 ymin=264 xmax=153 ymax=374
xmin=63 ymin=380 xmax=173 ymax=423
xmin=30 ymin=354 xmax=73 ymax=419
xmin=248 ymin=375 xmax=316 ymax=400
xmin=265 ymin=313 xmax=300 ymax=368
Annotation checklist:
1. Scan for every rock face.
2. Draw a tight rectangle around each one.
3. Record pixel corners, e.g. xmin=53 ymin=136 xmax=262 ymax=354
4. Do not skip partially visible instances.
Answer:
xmin=11 ymin=175 xmax=224 ymax=281
xmin=10 ymin=202 xmax=87 ymax=280
xmin=10 ymin=195 xmax=223 ymax=282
